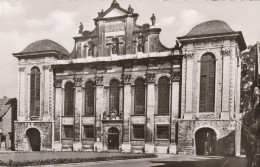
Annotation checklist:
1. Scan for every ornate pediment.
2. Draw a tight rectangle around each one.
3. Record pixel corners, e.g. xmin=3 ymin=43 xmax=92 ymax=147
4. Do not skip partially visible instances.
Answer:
xmin=103 ymin=8 xmax=127 ymax=18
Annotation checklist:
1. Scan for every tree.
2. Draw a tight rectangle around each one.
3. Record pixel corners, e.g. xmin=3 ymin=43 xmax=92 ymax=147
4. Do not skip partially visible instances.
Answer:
xmin=240 ymin=45 xmax=257 ymax=166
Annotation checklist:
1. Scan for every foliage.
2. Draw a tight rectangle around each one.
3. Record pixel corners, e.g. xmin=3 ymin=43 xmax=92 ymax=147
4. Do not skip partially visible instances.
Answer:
xmin=0 ymin=154 xmax=157 ymax=166
xmin=240 ymin=45 xmax=257 ymax=166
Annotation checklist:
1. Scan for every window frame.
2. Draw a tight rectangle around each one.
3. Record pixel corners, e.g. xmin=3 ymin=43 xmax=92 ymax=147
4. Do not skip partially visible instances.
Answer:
xmin=109 ymin=79 xmax=120 ymax=114
xmin=63 ymin=125 xmax=74 ymax=139
xmin=82 ymin=125 xmax=95 ymax=140
xmin=64 ymin=82 xmax=75 ymax=116
xmin=132 ymin=125 xmax=145 ymax=140
xmin=30 ymin=67 xmax=41 ymax=118
xmin=199 ymin=53 xmax=216 ymax=113
xmin=156 ymin=125 xmax=170 ymax=140
xmin=157 ymin=76 xmax=170 ymax=115
xmin=84 ymin=81 xmax=95 ymax=116
xmin=134 ymin=78 xmax=146 ymax=115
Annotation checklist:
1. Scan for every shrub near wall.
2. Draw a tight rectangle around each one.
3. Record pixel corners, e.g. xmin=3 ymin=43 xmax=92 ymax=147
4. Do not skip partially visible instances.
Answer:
xmin=0 ymin=154 xmax=157 ymax=166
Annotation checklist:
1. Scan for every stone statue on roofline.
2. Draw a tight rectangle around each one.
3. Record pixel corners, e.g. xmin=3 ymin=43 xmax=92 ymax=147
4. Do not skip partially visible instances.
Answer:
xmin=128 ymin=5 xmax=134 ymax=13
xmin=150 ymin=13 xmax=156 ymax=26
xmin=79 ymin=22 xmax=84 ymax=34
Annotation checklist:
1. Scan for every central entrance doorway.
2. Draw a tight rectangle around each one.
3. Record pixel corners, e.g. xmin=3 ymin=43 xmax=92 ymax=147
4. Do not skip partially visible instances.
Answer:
xmin=195 ymin=128 xmax=216 ymax=155
xmin=108 ymin=127 xmax=119 ymax=150
xmin=26 ymin=128 xmax=41 ymax=151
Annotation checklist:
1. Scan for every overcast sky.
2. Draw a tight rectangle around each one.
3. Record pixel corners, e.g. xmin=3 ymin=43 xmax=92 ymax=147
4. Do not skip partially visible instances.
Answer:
xmin=0 ymin=0 xmax=260 ymax=98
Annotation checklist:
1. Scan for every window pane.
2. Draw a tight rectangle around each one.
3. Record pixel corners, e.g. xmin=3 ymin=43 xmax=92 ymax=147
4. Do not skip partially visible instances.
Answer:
xmin=30 ymin=67 xmax=40 ymax=117
xmin=64 ymin=126 xmax=73 ymax=138
xmin=134 ymin=79 xmax=145 ymax=115
xmin=157 ymin=126 xmax=169 ymax=139
xmin=83 ymin=125 xmax=94 ymax=138
xmin=85 ymin=82 xmax=94 ymax=115
xmin=109 ymin=80 xmax=119 ymax=114
xmin=133 ymin=125 xmax=145 ymax=139
xmin=65 ymin=82 xmax=74 ymax=116
xmin=158 ymin=77 xmax=169 ymax=115
xmin=200 ymin=53 xmax=215 ymax=112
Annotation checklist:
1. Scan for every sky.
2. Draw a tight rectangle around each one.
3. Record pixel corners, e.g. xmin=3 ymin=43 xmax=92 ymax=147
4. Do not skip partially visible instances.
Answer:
xmin=0 ymin=0 xmax=260 ymax=98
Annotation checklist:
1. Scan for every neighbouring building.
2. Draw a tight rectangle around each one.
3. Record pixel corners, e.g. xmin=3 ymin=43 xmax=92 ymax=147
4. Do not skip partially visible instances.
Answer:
xmin=0 ymin=96 xmax=17 ymax=151
xmin=13 ymin=1 xmax=246 ymax=155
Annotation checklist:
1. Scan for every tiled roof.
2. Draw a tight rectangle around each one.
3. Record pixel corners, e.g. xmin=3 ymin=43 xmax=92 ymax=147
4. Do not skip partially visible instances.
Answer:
xmin=185 ymin=20 xmax=234 ymax=37
xmin=19 ymin=39 xmax=69 ymax=56
xmin=0 ymin=97 xmax=16 ymax=118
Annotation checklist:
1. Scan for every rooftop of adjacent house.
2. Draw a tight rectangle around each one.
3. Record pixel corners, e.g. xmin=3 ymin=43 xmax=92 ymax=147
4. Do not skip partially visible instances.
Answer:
xmin=0 ymin=97 xmax=16 ymax=118
xmin=14 ymin=39 xmax=69 ymax=56
xmin=185 ymin=20 xmax=235 ymax=37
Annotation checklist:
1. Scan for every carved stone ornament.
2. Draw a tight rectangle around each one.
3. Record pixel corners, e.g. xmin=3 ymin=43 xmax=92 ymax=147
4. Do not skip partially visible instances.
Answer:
xmin=19 ymin=67 xmax=26 ymax=72
xmin=95 ymin=76 xmax=103 ymax=85
xmin=220 ymin=47 xmax=232 ymax=56
xmin=123 ymin=75 xmax=131 ymax=84
xmin=184 ymin=50 xmax=195 ymax=59
xmin=42 ymin=65 xmax=51 ymax=70
xmin=171 ymin=71 xmax=181 ymax=82
xmin=79 ymin=22 xmax=84 ymax=34
xmin=74 ymin=78 xmax=82 ymax=87
xmin=146 ymin=73 xmax=156 ymax=83
xmin=54 ymin=79 xmax=62 ymax=88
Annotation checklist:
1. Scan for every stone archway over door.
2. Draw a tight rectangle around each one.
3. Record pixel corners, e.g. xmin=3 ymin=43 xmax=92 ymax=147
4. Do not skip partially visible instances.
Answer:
xmin=195 ymin=128 xmax=216 ymax=155
xmin=108 ymin=127 xmax=119 ymax=150
xmin=26 ymin=128 xmax=41 ymax=151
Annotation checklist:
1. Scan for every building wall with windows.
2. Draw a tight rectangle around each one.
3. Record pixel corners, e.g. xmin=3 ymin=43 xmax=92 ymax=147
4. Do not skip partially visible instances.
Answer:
xmin=13 ymin=1 xmax=246 ymax=155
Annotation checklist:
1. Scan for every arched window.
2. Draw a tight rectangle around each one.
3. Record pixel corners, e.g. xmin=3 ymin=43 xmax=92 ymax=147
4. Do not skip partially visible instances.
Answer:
xmin=85 ymin=81 xmax=95 ymax=116
xmin=64 ymin=82 xmax=74 ymax=116
xmin=158 ymin=76 xmax=170 ymax=115
xmin=109 ymin=79 xmax=120 ymax=115
xmin=200 ymin=53 xmax=215 ymax=112
xmin=30 ymin=67 xmax=40 ymax=117
xmin=134 ymin=78 xmax=145 ymax=115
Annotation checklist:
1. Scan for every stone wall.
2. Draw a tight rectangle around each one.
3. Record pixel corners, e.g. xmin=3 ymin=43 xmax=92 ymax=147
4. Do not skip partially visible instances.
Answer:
xmin=14 ymin=122 xmax=52 ymax=151
xmin=178 ymin=120 xmax=238 ymax=155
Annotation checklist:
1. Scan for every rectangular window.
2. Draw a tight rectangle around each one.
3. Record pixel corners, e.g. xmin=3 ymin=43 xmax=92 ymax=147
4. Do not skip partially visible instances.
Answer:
xmin=157 ymin=126 xmax=169 ymax=139
xmin=133 ymin=125 xmax=145 ymax=139
xmin=63 ymin=125 xmax=73 ymax=139
xmin=83 ymin=125 xmax=94 ymax=139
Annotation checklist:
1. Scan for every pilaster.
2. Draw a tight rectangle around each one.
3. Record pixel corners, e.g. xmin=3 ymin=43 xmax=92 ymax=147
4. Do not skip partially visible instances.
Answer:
xmin=122 ymin=74 xmax=131 ymax=152
xmin=54 ymin=79 xmax=62 ymax=142
xmin=95 ymin=76 xmax=104 ymax=143
xmin=43 ymin=65 xmax=51 ymax=120
xmin=145 ymin=73 xmax=155 ymax=153
xmin=74 ymin=78 xmax=82 ymax=142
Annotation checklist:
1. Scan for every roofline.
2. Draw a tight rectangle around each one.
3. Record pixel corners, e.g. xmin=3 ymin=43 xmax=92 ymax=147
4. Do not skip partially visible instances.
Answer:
xmin=177 ymin=31 xmax=246 ymax=50
xmin=0 ymin=98 xmax=16 ymax=119
xmin=13 ymin=50 xmax=62 ymax=59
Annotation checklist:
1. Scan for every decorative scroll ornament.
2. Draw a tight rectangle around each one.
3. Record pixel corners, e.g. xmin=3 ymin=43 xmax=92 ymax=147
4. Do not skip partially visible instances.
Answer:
xmin=54 ymin=79 xmax=62 ymax=88
xmin=220 ymin=47 xmax=232 ymax=56
xmin=19 ymin=67 xmax=26 ymax=72
xmin=95 ymin=76 xmax=103 ymax=85
xmin=42 ymin=65 xmax=51 ymax=70
xmin=171 ymin=71 xmax=181 ymax=82
xmin=146 ymin=73 xmax=156 ymax=83
xmin=122 ymin=74 xmax=131 ymax=84
xmin=184 ymin=50 xmax=195 ymax=59
xmin=74 ymin=78 xmax=82 ymax=87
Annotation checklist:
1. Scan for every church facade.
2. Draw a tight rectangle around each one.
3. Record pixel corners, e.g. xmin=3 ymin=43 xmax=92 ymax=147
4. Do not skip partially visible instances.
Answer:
xmin=13 ymin=1 xmax=246 ymax=155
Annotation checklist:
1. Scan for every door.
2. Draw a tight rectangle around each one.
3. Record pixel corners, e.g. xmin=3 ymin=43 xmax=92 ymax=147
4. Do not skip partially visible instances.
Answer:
xmin=108 ymin=127 xmax=119 ymax=150
xmin=26 ymin=128 xmax=41 ymax=151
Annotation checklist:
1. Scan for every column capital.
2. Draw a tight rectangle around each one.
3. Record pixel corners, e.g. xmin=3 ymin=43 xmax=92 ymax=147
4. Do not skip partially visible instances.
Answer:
xmin=122 ymin=74 xmax=132 ymax=84
xmin=54 ymin=79 xmax=62 ymax=88
xmin=42 ymin=65 xmax=51 ymax=70
xmin=184 ymin=50 xmax=195 ymax=59
xmin=220 ymin=47 xmax=232 ymax=56
xmin=95 ymin=76 xmax=103 ymax=86
xmin=171 ymin=71 xmax=181 ymax=82
xmin=74 ymin=78 xmax=82 ymax=87
xmin=146 ymin=73 xmax=156 ymax=83
xmin=19 ymin=67 xmax=26 ymax=72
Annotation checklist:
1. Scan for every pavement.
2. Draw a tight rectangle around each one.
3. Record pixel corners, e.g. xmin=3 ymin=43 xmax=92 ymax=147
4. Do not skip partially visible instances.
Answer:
xmin=0 ymin=152 xmax=248 ymax=167
xmin=41 ymin=154 xmax=247 ymax=167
